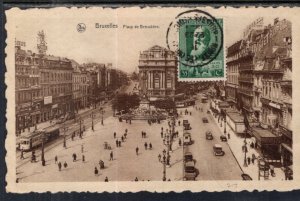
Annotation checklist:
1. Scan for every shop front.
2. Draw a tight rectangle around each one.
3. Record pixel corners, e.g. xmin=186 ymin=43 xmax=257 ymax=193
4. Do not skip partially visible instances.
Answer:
xmin=279 ymin=125 xmax=293 ymax=168
xmin=251 ymin=127 xmax=282 ymax=162
xmin=226 ymin=109 xmax=245 ymax=136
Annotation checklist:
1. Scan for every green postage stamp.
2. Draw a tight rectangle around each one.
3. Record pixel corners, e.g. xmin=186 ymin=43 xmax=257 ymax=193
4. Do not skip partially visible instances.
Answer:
xmin=167 ymin=10 xmax=225 ymax=81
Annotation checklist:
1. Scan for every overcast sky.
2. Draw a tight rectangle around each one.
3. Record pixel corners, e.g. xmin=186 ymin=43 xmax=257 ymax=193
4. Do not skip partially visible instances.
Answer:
xmin=13 ymin=7 xmax=277 ymax=73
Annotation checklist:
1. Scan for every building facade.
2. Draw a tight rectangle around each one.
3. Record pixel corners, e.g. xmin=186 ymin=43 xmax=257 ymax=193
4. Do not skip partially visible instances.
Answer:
xmin=138 ymin=45 xmax=176 ymax=100
xmin=226 ymin=40 xmax=241 ymax=106
xmin=15 ymin=45 xmax=42 ymax=133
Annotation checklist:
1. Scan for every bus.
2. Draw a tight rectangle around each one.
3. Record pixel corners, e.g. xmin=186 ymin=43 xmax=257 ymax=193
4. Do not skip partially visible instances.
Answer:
xmin=19 ymin=125 xmax=60 ymax=151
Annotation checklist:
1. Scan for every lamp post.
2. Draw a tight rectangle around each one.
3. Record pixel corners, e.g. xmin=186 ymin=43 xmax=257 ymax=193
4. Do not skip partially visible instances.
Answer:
xmin=224 ymin=117 xmax=227 ymax=135
xmin=91 ymin=111 xmax=94 ymax=132
xmin=100 ymin=107 xmax=105 ymax=125
xmin=41 ymin=132 xmax=45 ymax=166
xmin=79 ymin=118 xmax=83 ymax=139
xmin=63 ymin=122 xmax=68 ymax=148
xmin=162 ymin=149 xmax=167 ymax=181
xmin=243 ymin=129 xmax=248 ymax=167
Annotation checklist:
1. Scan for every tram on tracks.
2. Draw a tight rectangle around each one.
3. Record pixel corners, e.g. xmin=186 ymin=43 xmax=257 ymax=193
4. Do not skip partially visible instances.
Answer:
xmin=19 ymin=125 xmax=60 ymax=151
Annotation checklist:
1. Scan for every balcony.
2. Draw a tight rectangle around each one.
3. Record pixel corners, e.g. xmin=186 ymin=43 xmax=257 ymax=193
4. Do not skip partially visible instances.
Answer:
xmin=238 ymin=88 xmax=254 ymax=96
xmin=239 ymin=64 xmax=254 ymax=71
xmin=238 ymin=77 xmax=254 ymax=83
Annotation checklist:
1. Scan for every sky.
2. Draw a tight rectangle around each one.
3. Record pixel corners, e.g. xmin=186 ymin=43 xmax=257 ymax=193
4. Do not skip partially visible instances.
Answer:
xmin=13 ymin=7 xmax=277 ymax=73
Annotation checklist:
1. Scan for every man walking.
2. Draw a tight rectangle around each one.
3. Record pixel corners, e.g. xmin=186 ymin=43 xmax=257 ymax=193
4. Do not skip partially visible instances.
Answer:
xmin=158 ymin=154 xmax=161 ymax=162
xmin=58 ymin=162 xmax=62 ymax=171
xmin=116 ymin=139 xmax=119 ymax=147
xmin=55 ymin=155 xmax=58 ymax=164
xmin=144 ymin=142 xmax=148 ymax=150
xmin=110 ymin=151 xmax=114 ymax=161
xmin=136 ymin=147 xmax=139 ymax=156
xmin=114 ymin=132 xmax=116 ymax=139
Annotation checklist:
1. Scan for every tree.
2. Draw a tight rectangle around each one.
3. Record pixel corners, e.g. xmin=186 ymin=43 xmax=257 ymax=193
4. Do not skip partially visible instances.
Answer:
xmin=153 ymin=98 xmax=175 ymax=112
xmin=112 ymin=93 xmax=140 ymax=112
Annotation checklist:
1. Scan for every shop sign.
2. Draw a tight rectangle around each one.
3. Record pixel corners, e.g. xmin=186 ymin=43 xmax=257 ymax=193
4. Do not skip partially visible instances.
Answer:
xmin=44 ymin=96 xmax=52 ymax=105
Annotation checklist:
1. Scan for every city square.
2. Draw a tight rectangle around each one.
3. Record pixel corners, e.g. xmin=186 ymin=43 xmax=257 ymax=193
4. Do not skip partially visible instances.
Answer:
xmin=13 ymin=12 xmax=292 ymax=183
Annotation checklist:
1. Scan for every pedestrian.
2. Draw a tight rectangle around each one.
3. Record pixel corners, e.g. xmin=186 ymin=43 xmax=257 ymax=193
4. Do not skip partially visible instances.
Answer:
xmin=82 ymin=155 xmax=85 ymax=162
xmin=116 ymin=139 xmax=119 ymax=147
xmin=161 ymin=131 xmax=163 ymax=138
xmin=161 ymin=127 xmax=163 ymax=132
xmin=149 ymin=143 xmax=152 ymax=150
xmin=144 ymin=142 xmax=148 ymax=150
xmin=190 ymin=112 xmax=192 ymax=115
xmin=121 ymin=136 xmax=124 ymax=142
xmin=178 ymin=120 xmax=181 ymax=126
xmin=158 ymin=154 xmax=161 ymax=162
xmin=20 ymin=149 xmax=24 ymax=160
xmin=71 ymin=132 xmax=74 ymax=141
xmin=94 ymin=167 xmax=99 ymax=175
xmin=141 ymin=131 xmax=144 ymax=138
xmin=114 ymin=132 xmax=116 ymax=139
xmin=118 ymin=140 xmax=121 ymax=147
xmin=247 ymin=156 xmax=251 ymax=165
xmin=136 ymin=147 xmax=139 ymax=155
xmin=81 ymin=144 xmax=84 ymax=153
xmin=72 ymin=153 xmax=76 ymax=162
xmin=105 ymin=176 xmax=109 ymax=182
xmin=227 ymin=133 xmax=230 ymax=140
xmin=250 ymin=142 xmax=254 ymax=149
xmin=135 ymin=177 xmax=138 ymax=182
xmin=125 ymin=129 xmax=128 ymax=134
xmin=179 ymin=138 xmax=182 ymax=146
xmin=63 ymin=161 xmax=68 ymax=168
xmin=110 ymin=151 xmax=114 ymax=161
xmin=144 ymin=132 xmax=147 ymax=138
xmin=55 ymin=155 xmax=58 ymax=164
xmin=124 ymin=133 xmax=127 ymax=139
xmin=58 ymin=162 xmax=62 ymax=171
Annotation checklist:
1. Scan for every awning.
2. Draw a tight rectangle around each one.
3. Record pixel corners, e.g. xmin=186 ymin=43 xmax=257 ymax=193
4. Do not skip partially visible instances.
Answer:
xmin=251 ymin=127 xmax=281 ymax=145
xmin=281 ymin=143 xmax=293 ymax=153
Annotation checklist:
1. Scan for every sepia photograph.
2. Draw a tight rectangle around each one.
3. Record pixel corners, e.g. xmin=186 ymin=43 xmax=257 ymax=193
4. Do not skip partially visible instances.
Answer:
xmin=4 ymin=6 xmax=300 ymax=192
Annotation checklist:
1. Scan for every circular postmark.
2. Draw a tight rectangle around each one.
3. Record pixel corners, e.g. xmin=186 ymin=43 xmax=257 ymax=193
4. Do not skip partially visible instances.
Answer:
xmin=77 ymin=23 xmax=86 ymax=33
xmin=166 ymin=9 xmax=223 ymax=68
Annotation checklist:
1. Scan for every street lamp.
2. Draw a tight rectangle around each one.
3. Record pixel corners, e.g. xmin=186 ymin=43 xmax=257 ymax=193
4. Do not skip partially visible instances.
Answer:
xmin=162 ymin=149 xmax=167 ymax=181
xmin=79 ymin=118 xmax=84 ymax=139
xmin=100 ymin=107 xmax=105 ymax=125
xmin=224 ymin=117 xmax=227 ymax=135
xmin=63 ymin=122 xmax=68 ymax=148
xmin=91 ymin=111 xmax=94 ymax=132
xmin=243 ymin=129 xmax=248 ymax=167
xmin=41 ymin=132 xmax=45 ymax=166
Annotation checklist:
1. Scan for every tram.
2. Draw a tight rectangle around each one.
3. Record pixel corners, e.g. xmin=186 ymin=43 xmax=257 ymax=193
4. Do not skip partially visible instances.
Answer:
xmin=19 ymin=125 xmax=60 ymax=151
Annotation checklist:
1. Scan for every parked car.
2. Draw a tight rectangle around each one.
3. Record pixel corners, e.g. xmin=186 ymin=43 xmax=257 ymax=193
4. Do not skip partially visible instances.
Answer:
xmin=220 ymin=134 xmax=227 ymax=142
xmin=202 ymin=117 xmax=209 ymax=123
xmin=206 ymin=131 xmax=213 ymax=140
xmin=183 ymin=119 xmax=192 ymax=130
xmin=183 ymin=132 xmax=192 ymax=145
xmin=184 ymin=152 xmax=193 ymax=162
xmin=213 ymin=144 xmax=225 ymax=156
xmin=184 ymin=161 xmax=197 ymax=180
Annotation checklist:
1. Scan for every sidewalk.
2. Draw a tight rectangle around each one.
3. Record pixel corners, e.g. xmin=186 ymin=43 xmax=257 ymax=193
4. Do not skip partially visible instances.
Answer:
xmin=209 ymin=107 xmax=285 ymax=181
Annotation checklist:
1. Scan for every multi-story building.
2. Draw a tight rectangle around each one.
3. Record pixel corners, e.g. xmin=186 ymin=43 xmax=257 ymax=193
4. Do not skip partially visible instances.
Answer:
xmin=15 ymin=45 xmax=42 ymax=133
xmin=72 ymin=67 xmax=89 ymax=112
xmin=39 ymin=55 xmax=73 ymax=121
xmin=226 ymin=40 xmax=242 ymax=106
xmin=138 ymin=45 xmax=176 ymax=100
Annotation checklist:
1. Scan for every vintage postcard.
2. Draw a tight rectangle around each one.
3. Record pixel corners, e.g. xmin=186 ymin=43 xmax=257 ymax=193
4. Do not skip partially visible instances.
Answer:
xmin=4 ymin=6 xmax=300 ymax=193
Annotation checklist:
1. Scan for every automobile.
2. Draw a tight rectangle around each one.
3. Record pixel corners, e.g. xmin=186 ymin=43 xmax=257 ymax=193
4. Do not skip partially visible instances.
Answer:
xmin=220 ymin=134 xmax=227 ymax=142
xmin=206 ymin=131 xmax=213 ymax=140
xmin=183 ymin=119 xmax=192 ymax=130
xmin=213 ymin=144 xmax=225 ymax=156
xmin=184 ymin=161 xmax=197 ymax=180
xmin=241 ymin=173 xmax=253 ymax=180
xmin=183 ymin=132 xmax=192 ymax=145
xmin=202 ymin=117 xmax=209 ymax=123
xmin=184 ymin=152 xmax=193 ymax=162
